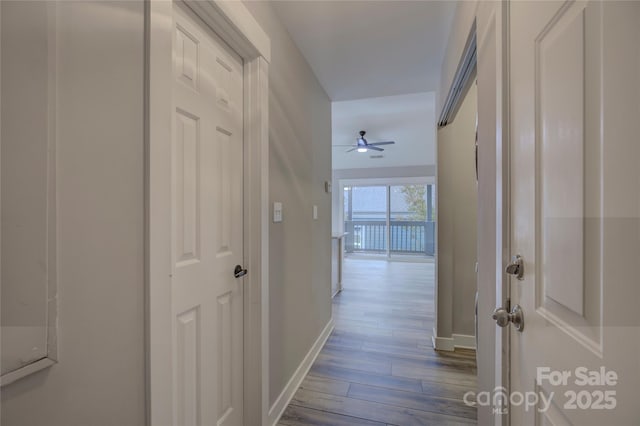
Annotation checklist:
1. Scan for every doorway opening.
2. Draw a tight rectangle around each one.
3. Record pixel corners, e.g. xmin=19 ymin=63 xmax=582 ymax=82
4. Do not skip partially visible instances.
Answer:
xmin=343 ymin=183 xmax=436 ymax=260
xmin=279 ymin=86 xmax=479 ymax=422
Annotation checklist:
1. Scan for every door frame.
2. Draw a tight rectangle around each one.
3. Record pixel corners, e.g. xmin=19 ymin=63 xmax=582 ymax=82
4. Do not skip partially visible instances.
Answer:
xmin=439 ymin=1 xmax=511 ymax=425
xmin=145 ymin=1 xmax=271 ymax=425
xmin=475 ymin=1 xmax=510 ymax=425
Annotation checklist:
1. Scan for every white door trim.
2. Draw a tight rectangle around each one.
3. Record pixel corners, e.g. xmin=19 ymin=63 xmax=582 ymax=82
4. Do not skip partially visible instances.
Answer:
xmin=476 ymin=3 xmax=511 ymax=425
xmin=146 ymin=1 xmax=270 ymax=424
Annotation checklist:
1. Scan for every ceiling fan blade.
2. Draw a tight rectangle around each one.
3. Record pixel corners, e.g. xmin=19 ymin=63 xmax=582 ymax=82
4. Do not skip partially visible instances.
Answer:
xmin=333 ymin=144 xmax=356 ymax=147
xmin=346 ymin=147 xmax=358 ymax=153
xmin=368 ymin=141 xmax=395 ymax=146
xmin=367 ymin=146 xmax=384 ymax=152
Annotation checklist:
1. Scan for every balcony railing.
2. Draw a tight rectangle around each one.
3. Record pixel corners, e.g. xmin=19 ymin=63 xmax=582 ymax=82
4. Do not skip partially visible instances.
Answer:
xmin=344 ymin=220 xmax=435 ymax=256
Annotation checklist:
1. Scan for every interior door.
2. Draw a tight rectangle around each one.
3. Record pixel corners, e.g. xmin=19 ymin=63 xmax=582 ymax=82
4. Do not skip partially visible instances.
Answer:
xmin=172 ymin=4 xmax=244 ymax=425
xmin=507 ymin=1 xmax=640 ymax=424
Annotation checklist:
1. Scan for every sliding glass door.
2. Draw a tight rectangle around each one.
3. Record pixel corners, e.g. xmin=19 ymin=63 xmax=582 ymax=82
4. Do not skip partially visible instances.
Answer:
xmin=344 ymin=183 xmax=435 ymax=258
xmin=344 ymin=185 xmax=388 ymax=253
xmin=389 ymin=185 xmax=435 ymax=256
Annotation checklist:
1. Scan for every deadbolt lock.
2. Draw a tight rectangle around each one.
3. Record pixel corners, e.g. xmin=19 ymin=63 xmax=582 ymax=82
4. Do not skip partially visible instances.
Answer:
xmin=505 ymin=254 xmax=524 ymax=280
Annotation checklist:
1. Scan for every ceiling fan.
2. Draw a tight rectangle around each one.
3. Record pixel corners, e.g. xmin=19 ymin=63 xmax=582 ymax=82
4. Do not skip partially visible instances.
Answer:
xmin=336 ymin=130 xmax=396 ymax=153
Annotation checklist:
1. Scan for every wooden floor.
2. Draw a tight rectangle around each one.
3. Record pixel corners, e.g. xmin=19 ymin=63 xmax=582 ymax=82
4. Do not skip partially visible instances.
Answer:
xmin=278 ymin=258 xmax=477 ymax=426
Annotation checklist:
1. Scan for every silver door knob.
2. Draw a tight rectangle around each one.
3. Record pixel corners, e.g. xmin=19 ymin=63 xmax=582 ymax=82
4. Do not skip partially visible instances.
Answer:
xmin=492 ymin=307 xmax=511 ymax=327
xmin=492 ymin=304 xmax=524 ymax=332
xmin=505 ymin=255 xmax=524 ymax=280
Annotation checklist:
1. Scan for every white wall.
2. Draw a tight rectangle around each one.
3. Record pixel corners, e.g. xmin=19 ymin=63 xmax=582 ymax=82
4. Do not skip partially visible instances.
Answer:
xmin=1 ymin=2 xmax=145 ymax=425
xmin=436 ymin=83 xmax=477 ymax=340
xmin=243 ymin=1 xmax=333 ymax=410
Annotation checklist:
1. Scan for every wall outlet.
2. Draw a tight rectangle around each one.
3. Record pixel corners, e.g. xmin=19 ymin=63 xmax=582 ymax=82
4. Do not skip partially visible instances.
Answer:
xmin=273 ymin=202 xmax=283 ymax=223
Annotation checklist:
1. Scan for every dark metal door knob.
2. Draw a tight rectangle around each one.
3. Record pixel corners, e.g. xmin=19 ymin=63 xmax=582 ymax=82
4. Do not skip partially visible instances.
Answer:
xmin=234 ymin=265 xmax=248 ymax=278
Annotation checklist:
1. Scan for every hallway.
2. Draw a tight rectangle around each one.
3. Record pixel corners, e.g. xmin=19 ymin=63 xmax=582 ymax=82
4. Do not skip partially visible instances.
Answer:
xmin=278 ymin=259 xmax=477 ymax=425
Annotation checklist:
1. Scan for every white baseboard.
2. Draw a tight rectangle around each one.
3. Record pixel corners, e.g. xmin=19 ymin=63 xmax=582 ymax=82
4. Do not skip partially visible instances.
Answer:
xmin=432 ymin=334 xmax=455 ymax=351
xmin=268 ymin=318 xmax=335 ymax=426
xmin=451 ymin=333 xmax=476 ymax=350
xmin=432 ymin=328 xmax=476 ymax=351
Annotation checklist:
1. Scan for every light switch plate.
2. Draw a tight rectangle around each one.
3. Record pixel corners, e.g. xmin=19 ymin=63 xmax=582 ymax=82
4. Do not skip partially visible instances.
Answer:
xmin=273 ymin=202 xmax=283 ymax=223
xmin=313 ymin=205 xmax=318 ymax=220
xmin=325 ymin=181 xmax=332 ymax=193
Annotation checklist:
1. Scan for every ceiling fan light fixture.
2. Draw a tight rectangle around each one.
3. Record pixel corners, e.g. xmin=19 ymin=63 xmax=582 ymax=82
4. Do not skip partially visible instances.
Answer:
xmin=345 ymin=130 xmax=395 ymax=154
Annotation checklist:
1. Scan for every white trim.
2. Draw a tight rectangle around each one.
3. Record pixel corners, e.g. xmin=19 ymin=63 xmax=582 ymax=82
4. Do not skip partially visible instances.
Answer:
xmin=268 ymin=319 xmax=335 ymax=426
xmin=185 ymin=0 xmax=270 ymax=63
xmin=452 ymin=334 xmax=477 ymax=350
xmin=432 ymin=328 xmax=476 ymax=351
xmin=0 ymin=2 xmax=59 ymax=387
xmin=0 ymin=358 xmax=56 ymax=387
xmin=0 ymin=0 xmax=3 ymax=394
xmin=147 ymin=2 xmax=175 ymax=424
xmin=475 ymin=2 xmax=510 ymax=425
xmin=243 ymin=54 xmax=270 ymax=426
xmin=339 ymin=176 xmax=435 ymax=187
xmin=45 ymin=0 xmax=59 ymax=367
xmin=147 ymin=1 xmax=270 ymax=424
xmin=431 ymin=335 xmax=455 ymax=352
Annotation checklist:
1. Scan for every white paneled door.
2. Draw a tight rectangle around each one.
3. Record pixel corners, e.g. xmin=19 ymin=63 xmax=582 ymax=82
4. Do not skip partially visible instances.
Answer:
xmin=172 ymin=4 xmax=244 ymax=425
xmin=508 ymin=1 xmax=639 ymax=424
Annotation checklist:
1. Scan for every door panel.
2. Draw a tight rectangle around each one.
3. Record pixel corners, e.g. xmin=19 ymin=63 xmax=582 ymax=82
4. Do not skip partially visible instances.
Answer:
xmin=172 ymin=4 xmax=244 ymax=425
xmin=533 ymin=0 xmax=601 ymax=348
xmin=175 ymin=109 xmax=201 ymax=266
xmin=509 ymin=1 xmax=640 ymax=424
xmin=537 ymin=5 xmax=585 ymax=317
xmin=176 ymin=307 xmax=200 ymax=426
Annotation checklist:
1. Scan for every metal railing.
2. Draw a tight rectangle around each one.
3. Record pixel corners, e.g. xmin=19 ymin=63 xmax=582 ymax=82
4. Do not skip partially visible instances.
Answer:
xmin=344 ymin=220 xmax=435 ymax=256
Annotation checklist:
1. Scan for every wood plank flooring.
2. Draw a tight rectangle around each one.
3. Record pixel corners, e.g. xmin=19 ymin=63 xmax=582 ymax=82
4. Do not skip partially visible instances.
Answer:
xmin=278 ymin=258 xmax=477 ymax=426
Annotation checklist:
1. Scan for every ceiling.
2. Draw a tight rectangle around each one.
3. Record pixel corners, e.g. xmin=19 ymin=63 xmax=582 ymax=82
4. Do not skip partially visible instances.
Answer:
xmin=332 ymin=92 xmax=435 ymax=170
xmin=272 ymin=1 xmax=456 ymax=101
